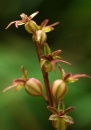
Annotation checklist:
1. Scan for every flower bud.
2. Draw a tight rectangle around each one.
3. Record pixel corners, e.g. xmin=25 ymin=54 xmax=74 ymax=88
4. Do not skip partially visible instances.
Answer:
xmin=25 ymin=78 xmax=44 ymax=97
xmin=25 ymin=20 xmax=39 ymax=34
xmin=33 ymin=30 xmax=47 ymax=45
xmin=51 ymin=79 xmax=68 ymax=102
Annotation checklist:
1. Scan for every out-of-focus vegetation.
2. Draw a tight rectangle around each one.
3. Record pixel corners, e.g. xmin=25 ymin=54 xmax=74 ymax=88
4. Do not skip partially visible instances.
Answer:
xmin=0 ymin=0 xmax=91 ymax=130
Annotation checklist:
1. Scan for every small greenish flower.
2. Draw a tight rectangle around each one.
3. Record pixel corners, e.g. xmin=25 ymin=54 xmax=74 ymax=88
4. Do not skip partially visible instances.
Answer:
xmin=40 ymin=43 xmax=70 ymax=72
xmin=59 ymin=65 xmax=91 ymax=83
xmin=3 ymin=66 xmax=45 ymax=98
xmin=5 ymin=11 xmax=59 ymax=34
xmin=51 ymin=65 xmax=91 ymax=103
xmin=47 ymin=100 xmax=75 ymax=130
xmin=3 ymin=66 xmax=28 ymax=92
xmin=5 ymin=11 xmax=39 ymax=29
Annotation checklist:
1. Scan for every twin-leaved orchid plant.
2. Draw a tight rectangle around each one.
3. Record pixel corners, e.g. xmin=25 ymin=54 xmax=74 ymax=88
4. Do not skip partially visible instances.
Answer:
xmin=3 ymin=11 xmax=91 ymax=130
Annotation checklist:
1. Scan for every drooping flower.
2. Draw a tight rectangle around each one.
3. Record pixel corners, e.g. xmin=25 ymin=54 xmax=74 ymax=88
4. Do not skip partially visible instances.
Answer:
xmin=51 ymin=65 xmax=91 ymax=103
xmin=40 ymin=43 xmax=70 ymax=72
xmin=47 ymin=100 xmax=75 ymax=130
xmin=3 ymin=66 xmax=28 ymax=92
xmin=3 ymin=66 xmax=45 ymax=98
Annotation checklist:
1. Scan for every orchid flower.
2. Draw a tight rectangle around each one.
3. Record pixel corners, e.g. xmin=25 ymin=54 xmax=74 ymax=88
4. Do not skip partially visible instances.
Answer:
xmin=47 ymin=100 xmax=75 ymax=130
xmin=40 ymin=43 xmax=70 ymax=72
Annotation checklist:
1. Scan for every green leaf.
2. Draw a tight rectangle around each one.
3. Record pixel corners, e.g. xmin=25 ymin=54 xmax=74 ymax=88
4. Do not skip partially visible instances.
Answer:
xmin=44 ymin=43 xmax=51 ymax=55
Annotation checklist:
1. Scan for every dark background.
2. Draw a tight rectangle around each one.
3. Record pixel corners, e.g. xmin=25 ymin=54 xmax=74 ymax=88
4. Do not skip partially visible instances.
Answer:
xmin=0 ymin=0 xmax=91 ymax=130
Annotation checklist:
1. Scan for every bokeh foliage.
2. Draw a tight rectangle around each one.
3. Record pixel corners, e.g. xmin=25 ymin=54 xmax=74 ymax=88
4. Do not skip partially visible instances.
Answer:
xmin=0 ymin=0 xmax=91 ymax=130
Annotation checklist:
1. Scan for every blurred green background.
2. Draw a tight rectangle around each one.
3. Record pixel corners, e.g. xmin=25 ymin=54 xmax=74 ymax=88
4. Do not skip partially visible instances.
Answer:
xmin=0 ymin=0 xmax=91 ymax=130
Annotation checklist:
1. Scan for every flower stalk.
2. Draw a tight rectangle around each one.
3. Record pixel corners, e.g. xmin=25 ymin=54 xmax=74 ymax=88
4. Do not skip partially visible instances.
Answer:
xmin=3 ymin=11 xmax=91 ymax=130
xmin=33 ymin=39 xmax=53 ymax=106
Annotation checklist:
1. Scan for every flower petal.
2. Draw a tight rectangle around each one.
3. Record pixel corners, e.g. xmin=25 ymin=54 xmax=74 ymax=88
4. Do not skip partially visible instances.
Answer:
xmin=47 ymin=106 xmax=59 ymax=114
xmin=54 ymin=59 xmax=71 ymax=65
xmin=58 ymin=99 xmax=65 ymax=111
xmin=49 ymin=114 xmax=59 ymax=120
xmin=52 ymin=50 xmax=61 ymax=57
xmin=58 ymin=65 xmax=66 ymax=79
xmin=29 ymin=11 xmax=39 ymax=19
xmin=14 ymin=84 xmax=24 ymax=92
xmin=21 ymin=66 xmax=28 ymax=81
xmin=44 ymin=43 xmax=51 ymax=55
xmin=40 ymin=19 xmax=49 ymax=29
xmin=63 ymin=115 xmax=74 ymax=125
xmin=48 ymin=22 xmax=60 ymax=27
xmin=66 ymin=74 xmax=91 ymax=83
xmin=3 ymin=84 xmax=17 ymax=92
xmin=72 ymin=74 xmax=91 ymax=80
xmin=42 ymin=26 xmax=54 ymax=33
xmin=5 ymin=21 xmax=25 ymax=29
xmin=63 ymin=106 xmax=75 ymax=115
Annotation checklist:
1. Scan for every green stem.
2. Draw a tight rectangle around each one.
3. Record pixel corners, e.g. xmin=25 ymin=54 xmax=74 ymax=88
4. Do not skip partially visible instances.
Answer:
xmin=34 ymin=42 xmax=53 ymax=106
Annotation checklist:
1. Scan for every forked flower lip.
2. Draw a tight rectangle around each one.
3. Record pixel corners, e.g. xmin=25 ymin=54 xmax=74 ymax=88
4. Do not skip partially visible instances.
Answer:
xmin=5 ymin=11 xmax=39 ymax=29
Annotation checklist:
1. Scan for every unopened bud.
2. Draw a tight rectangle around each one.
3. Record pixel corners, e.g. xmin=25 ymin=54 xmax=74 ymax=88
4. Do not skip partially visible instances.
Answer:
xmin=25 ymin=78 xmax=44 ymax=97
xmin=51 ymin=79 xmax=68 ymax=102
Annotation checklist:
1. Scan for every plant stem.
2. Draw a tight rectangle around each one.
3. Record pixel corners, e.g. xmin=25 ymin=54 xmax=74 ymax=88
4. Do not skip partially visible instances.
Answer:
xmin=34 ymin=42 xmax=53 ymax=106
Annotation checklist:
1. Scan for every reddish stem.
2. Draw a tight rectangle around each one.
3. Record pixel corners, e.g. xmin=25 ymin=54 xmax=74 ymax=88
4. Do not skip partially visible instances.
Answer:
xmin=34 ymin=42 xmax=53 ymax=106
